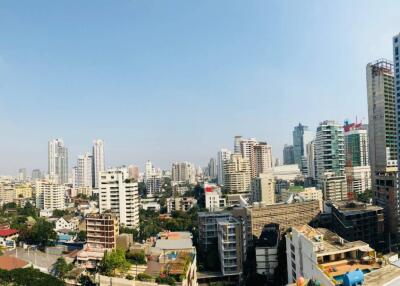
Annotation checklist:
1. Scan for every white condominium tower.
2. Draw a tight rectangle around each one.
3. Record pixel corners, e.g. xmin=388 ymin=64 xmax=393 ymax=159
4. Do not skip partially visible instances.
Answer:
xmin=35 ymin=181 xmax=66 ymax=210
xmin=99 ymin=168 xmax=139 ymax=228
xmin=224 ymin=153 xmax=251 ymax=194
xmin=92 ymin=139 xmax=105 ymax=188
xmin=217 ymin=148 xmax=232 ymax=185
xmin=48 ymin=138 xmax=69 ymax=184
xmin=74 ymin=152 xmax=93 ymax=188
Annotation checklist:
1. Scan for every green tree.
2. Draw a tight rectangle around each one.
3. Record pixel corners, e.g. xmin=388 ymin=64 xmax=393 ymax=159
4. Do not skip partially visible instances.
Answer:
xmin=78 ymin=275 xmax=96 ymax=286
xmin=52 ymin=209 xmax=70 ymax=218
xmin=53 ymin=257 xmax=73 ymax=280
xmin=77 ymin=230 xmax=86 ymax=242
xmin=18 ymin=218 xmax=57 ymax=247
xmin=99 ymin=249 xmax=131 ymax=276
xmin=126 ymin=250 xmax=146 ymax=265
xmin=0 ymin=268 xmax=64 ymax=286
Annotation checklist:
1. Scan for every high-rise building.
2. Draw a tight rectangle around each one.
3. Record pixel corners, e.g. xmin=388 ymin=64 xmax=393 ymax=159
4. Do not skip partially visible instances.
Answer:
xmin=145 ymin=160 xmax=154 ymax=180
xmin=315 ymin=120 xmax=345 ymax=199
xmin=234 ymin=135 xmax=243 ymax=154
xmin=74 ymin=152 xmax=93 ymax=188
xmin=306 ymin=141 xmax=316 ymax=179
xmin=283 ymin=144 xmax=295 ymax=165
xmin=31 ymin=169 xmax=42 ymax=181
xmin=171 ymin=162 xmax=195 ymax=184
xmin=17 ymin=168 xmax=27 ymax=182
xmin=293 ymin=123 xmax=314 ymax=175
xmin=344 ymin=122 xmax=371 ymax=195
xmin=344 ymin=122 xmax=369 ymax=167
xmin=217 ymin=216 xmax=246 ymax=278
xmin=217 ymin=148 xmax=232 ymax=185
xmin=367 ymin=59 xmax=399 ymax=239
xmin=48 ymin=139 xmax=69 ymax=184
xmin=240 ymin=138 xmax=272 ymax=178
xmin=207 ymin=158 xmax=217 ymax=180
xmin=127 ymin=165 xmax=139 ymax=181
xmin=321 ymin=171 xmax=347 ymax=201
xmin=99 ymin=168 xmax=139 ymax=228
xmin=92 ymin=139 xmax=105 ymax=189
xmin=251 ymin=172 xmax=275 ymax=204
xmin=224 ymin=154 xmax=251 ymax=194
xmin=35 ymin=181 xmax=66 ymax=210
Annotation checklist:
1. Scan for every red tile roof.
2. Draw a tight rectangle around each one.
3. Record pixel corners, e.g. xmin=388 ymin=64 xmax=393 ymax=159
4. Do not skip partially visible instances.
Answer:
xmin=0 ymin=229 xmax=18 ymax=237
xmin=0 ymin=256 xmax=29 ymax=270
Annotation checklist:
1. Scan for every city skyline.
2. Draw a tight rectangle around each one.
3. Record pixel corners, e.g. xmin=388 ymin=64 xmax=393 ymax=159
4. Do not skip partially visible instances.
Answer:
xmin=2 ymin=1 xmax=400 ymax=174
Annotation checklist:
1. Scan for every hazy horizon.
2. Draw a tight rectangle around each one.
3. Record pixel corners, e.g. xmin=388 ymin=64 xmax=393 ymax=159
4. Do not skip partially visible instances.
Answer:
xmin=1 ymin=0 xmax=400 ymax=175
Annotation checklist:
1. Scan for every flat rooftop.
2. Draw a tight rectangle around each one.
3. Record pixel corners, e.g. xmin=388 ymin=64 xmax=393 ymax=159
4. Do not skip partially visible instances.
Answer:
xmin=297 ymin=225 xmax=373 ymax=254
xmin=332 ymin=201 xmax=383 ymax=213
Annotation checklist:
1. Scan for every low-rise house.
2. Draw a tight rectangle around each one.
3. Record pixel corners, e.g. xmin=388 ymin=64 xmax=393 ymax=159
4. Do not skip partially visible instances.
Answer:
xmin=0 ymin=228 xmax=18 ymax=249
xmin=55 ymin=216 xmax=80 ymax=231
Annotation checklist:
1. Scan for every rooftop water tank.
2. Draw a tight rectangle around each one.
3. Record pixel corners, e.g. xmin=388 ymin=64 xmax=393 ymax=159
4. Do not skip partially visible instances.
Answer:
xmin=343 ymin=269 xmax=364 ymax=286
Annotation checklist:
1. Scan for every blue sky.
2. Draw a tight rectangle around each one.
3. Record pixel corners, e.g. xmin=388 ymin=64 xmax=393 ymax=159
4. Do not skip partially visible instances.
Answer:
xmin=1 ymin=0 xmax=400 ymax=175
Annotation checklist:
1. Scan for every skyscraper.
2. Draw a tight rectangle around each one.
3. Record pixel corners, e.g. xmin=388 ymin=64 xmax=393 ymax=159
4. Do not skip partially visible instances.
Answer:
xmin=306 ymin=141 xmax=316 ymax=179
xmin=48 ymin=138 xmax=69 ymax=184
xmin=315 ymin=120 xmax=346 ymax=200
xmin=99 ymin=168 xmax=139 ymax=228
xmin=92 ymin=139 xmax=105 ymax=189
xmin=234 ymin=135 xmax=243 ymax=154
xmin=367 ymin=58 xmax=399 ymax=239
xmin=217 ymin=148 xmax=232 ymax=185
xmin=171 ymin=162 xmax=195 ymax=184
xmin=18 ymin=168 xmax=27 ymax=182
xmin=343 ymin=122 xmax=371 ymax=195
xmin=31 ymin=169 xmax=42 ymax=181
xmin=283 ymin=144 xmax=295 ymax=165
xmin=74 ymin=152 xmax=93 ymax=188
xmin=292 ymin=123 xmax=314 ymax=175
xmin=240 ymin=138 xmax=272 ymax=178
xmin=208 ymin=158 xmax=217 ymax=180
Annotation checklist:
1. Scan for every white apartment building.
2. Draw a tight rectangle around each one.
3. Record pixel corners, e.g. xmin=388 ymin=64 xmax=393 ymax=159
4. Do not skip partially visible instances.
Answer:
xmin=92 ymin=139 xmax=105 ymax=189
xmin=35 ymin=181 xmax=66 ymax=210
xmin=345 ymin=165 xmax=371 ymax=195
xmin=99 ymin=168 xmax=139 ymax=228
xmin=321 ymin=172 xmax=347 ymax=201
xmin=224 ymin=154 xmax=251 ymax=194
xmin=74 ymin=152 xmax=93 ymax=189
xmin=217 ymin=216 xmax=246 ymax=279
xmin=204 ymin=183 xmax=226 ymax=211
xmin=251 ymin=172 xmax=275 ymax=204
xmin=217 ymin=148 xmax=232 ymax=185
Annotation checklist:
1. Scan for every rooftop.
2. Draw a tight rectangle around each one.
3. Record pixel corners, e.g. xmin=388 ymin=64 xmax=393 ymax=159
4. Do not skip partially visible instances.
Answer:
xmin=332 ymin=201 xmax=383 ymax=213
xmin=0 ymin=229 xmax=18 ymax=237
xmin=0 ymin=256 xmax=29 ymax=270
